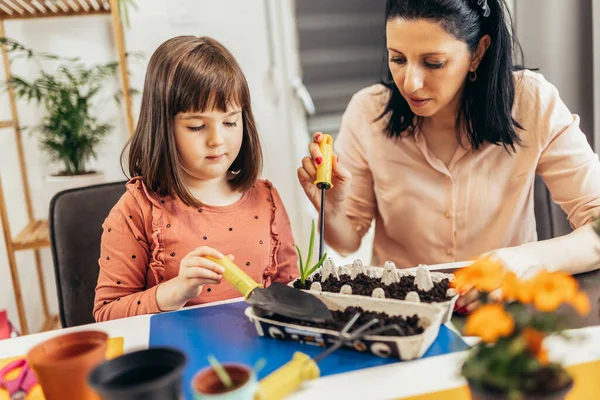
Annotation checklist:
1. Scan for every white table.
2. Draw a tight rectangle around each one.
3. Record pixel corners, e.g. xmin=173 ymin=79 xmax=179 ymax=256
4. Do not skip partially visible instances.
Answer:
xmin=1 ymin=299 xmax=600 ymax=400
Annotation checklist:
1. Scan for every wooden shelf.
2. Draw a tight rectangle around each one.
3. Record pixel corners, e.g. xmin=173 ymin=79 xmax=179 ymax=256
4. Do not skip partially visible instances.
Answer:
xmin=0 ymin=0 xmax=111 ymax=21
xmin=0 ymin=0 xmax=132 ymax=336
xmin=13 ymin=219 xmax=50 ymax=251
xmin=40 ymin=314 xmax=61 ymax=332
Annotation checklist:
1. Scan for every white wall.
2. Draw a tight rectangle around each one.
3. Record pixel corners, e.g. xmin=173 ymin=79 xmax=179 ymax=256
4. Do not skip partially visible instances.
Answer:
xmin=515 ymin=0 xmax=595 ymax=143
xmin=0 ymin=0 xmax=314 ymax=332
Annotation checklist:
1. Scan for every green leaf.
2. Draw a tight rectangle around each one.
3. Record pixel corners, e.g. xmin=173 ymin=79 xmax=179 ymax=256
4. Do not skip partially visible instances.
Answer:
xmin=295 ymin=244 xmax=305 ymax=283
xmin=119 ymin=0 xmax=138 ymax=29
xmin=306 ymin=220 xmax=315 ymax=277
xmin=0 ymin=36 xmax=140 ymax=175
xmin=306 ymin=252 xmax=327 ymax=278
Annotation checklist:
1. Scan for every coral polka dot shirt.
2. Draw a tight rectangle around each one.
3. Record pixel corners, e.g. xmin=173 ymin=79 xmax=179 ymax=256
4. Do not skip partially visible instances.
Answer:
xmin=93 ymin=177 xmax=299 ymax=322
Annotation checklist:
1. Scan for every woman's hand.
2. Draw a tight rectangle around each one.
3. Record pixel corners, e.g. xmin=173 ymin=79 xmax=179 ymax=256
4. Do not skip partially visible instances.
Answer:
xmin=156 ymin=246 xmax=233 ymax=311
xmin=454 ymin=288 xmax=481 ymax=314
xmin=297 ymin=132 xmax=352 ymax=214
xmin=454 ymin=287 xmax=502 ymax=315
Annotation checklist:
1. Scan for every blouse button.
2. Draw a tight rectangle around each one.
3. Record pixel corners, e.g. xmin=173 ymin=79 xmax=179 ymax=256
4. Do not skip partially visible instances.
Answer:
xmin=444 ymin=211 xmax=451 ymax=219
xmin=446 ymin=249 xmax=454 ymax=256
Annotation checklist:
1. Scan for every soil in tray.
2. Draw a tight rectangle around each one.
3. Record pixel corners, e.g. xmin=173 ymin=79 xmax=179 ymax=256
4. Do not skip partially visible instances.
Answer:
xmin=270 ymin=306 xmax=424 ymax=337
xmin=293 ymin=273 xmax=452 ymax=303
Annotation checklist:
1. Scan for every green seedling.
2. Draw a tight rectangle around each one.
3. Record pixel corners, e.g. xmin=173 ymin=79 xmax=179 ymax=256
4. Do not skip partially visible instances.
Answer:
xmin=295 ymin=220 xmax=327 ymax=284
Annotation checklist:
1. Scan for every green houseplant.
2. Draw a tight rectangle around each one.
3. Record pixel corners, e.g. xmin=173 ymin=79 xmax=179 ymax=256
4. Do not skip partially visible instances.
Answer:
xmin=0 ymin=37 xmax=136 ymax=177
xmin=118 ymin=0 xmax=139 ymax=28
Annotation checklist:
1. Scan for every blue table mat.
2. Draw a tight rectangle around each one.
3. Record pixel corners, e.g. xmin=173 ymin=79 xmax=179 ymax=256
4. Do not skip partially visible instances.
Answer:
xmin=149 ymin=301 xmax=469 ymax=399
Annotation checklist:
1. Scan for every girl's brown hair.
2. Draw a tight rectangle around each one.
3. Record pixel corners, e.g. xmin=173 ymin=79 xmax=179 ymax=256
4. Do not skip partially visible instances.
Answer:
xmin=125 ymin=36 xmax=263 ymax=207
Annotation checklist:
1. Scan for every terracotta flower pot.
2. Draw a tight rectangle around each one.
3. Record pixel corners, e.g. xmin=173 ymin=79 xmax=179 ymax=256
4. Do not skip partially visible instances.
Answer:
xmin=192 ymin=363 xmax=258 ymax=400
xmin=468 ymin=380 xmax=574 ymax=400
xmin=26 ymin=330 xmax=108 ymax=400
xmin=89 ymin=347 xmax=186 ymax=400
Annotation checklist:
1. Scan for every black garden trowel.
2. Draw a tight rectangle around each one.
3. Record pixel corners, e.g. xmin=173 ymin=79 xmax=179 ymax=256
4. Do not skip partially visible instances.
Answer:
xmin=207 ymin=256 xmax=332 ymax=323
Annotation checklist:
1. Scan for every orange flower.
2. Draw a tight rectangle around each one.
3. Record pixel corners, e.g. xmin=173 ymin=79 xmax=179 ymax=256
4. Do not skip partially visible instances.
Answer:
xmin=517 ymin=279 xmax=534 ymax=304
xmin=537 ymin=348 xmax=549 ymax=365
xmin=522 ymin=328 xmax=549 ymax=365
xmin=452 ymin=256 xmax=505 ymax=294
xmin=530 ymin=271 xmax=579 ymax=312
xmin=571 ymin=292 xmax=591 ymax=316
xmin=464 ymin=304 xmax=515 ymax=343
xmin=501 ymin=271 xmax=520 ymax=301
xmin=451 ymin=266 xmax=473 ymax=293
xmin=499 ymin=271 xmax=536 ymax=304
xmin=549 ymin=272 xmax=578 ymax=299
xmin=522 ymin=327 xmax=544 ymax=354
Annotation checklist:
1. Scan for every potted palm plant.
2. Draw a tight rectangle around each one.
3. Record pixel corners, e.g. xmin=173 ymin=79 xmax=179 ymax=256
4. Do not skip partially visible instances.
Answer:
xmin=0 ymin=37 xmax=136 ymax=194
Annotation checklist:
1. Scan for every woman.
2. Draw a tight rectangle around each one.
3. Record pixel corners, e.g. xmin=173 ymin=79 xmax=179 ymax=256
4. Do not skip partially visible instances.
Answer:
xmin=298 ymin=0 xmax=600 ymax=311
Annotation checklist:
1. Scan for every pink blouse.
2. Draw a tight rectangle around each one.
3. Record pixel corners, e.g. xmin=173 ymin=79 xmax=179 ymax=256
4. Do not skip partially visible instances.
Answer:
xmin=94 ymin=177 xmax=299 ymax=321
xmin=335 ymin=70 xmax=600 ymax=268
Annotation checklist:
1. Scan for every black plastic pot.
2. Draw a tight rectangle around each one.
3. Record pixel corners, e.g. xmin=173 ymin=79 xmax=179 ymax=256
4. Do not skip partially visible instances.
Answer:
xmin=88 ymin=347 xmax=186 ymax=400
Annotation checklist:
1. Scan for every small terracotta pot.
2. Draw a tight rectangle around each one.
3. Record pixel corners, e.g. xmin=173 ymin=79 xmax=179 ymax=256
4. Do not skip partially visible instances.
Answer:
xmin=26 ymin=330 xmax=108 ymax=400
xmin=192 ymin=363 xmax=258 ymax=400
xmin=468 ymin=381 xmax=574 ymax=400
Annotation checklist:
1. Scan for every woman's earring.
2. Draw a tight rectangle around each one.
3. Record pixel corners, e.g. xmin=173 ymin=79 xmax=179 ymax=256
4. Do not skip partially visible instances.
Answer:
xmin=469 ymin=70 xmax=477 ymax=82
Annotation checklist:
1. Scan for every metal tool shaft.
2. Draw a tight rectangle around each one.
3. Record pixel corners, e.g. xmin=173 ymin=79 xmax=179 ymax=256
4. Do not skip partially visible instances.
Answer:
xmin=319 ymin=187 xmax=326 ymax=260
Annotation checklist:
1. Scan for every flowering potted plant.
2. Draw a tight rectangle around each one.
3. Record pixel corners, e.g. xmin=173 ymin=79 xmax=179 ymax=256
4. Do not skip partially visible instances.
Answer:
xmin=453 ymin=257 xmax=590 ymax=400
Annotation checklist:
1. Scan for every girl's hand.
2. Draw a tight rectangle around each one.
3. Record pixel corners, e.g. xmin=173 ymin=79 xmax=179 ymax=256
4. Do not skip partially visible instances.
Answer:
xmin=176 ymin=246 xmax=234 ymax=300
xmin=297 ymin=132 xmax=352 ymax=213
xmin=156 ymin=246 xmax=233 ymax=311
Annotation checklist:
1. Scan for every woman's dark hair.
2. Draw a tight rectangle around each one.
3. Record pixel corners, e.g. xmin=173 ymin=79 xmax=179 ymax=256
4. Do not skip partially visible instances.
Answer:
xmin=123 ymin=36 xmax=262 ymax=208
xmin=379 ymin=0 xmax=524 ymax=151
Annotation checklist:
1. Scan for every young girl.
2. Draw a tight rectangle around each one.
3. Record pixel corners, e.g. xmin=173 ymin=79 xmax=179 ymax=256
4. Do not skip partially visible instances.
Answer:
xmin=94 ymin=36 xmax=298 ymax=322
